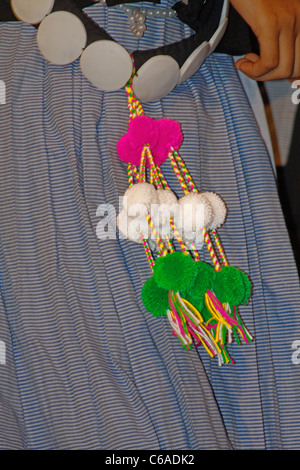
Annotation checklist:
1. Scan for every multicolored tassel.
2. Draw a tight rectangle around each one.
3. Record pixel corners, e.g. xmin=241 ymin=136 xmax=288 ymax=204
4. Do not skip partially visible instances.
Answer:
xmin=117 ymin=80 xmax=253 ymax=366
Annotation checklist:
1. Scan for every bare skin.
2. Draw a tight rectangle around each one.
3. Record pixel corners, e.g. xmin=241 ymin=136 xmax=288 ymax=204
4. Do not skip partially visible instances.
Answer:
xmin=229 ymin=0 xmax=300 ymax=80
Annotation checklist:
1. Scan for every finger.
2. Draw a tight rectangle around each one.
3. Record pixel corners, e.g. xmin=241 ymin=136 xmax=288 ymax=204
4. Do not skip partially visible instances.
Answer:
xmin=235 ymin=53 xmax=259 ymax=69
xmin=234 ymin=54 xmax=259 ymax=78
xmin=255 ymin=25 xmax=296 ymax=80
xmin=235 ymin=27 xmax=280 ymax=79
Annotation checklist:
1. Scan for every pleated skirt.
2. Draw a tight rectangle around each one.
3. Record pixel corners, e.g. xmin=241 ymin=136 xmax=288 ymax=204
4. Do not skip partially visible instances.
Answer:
xmin=0 ymin=2 xmax=300 ymax=450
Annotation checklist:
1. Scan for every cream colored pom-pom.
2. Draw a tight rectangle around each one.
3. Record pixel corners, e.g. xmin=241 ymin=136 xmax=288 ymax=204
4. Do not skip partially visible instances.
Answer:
xmin=123 ymin=182 xmax=158 ymax=218
xmin=202 ymin=192 xmax=227 ymax=230
xmin=178 ymin=192 xmax=213 ymax=233
xmin=151 ymin=188 xmax=179 ymax=227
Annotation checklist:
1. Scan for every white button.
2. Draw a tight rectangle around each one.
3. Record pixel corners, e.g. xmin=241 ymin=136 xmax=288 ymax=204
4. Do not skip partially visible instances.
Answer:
xmin=80 ymin=40 xmax=133 ymax=91
xmin=11 ymin=0 xmax=55 ymax=25
xmin=132 ymin=55 xmax=180 ymax=102
xmin=37 ymin=11 xmax=87 ymax=65
xmin=178 ymin=41 xmax=210 ymax=85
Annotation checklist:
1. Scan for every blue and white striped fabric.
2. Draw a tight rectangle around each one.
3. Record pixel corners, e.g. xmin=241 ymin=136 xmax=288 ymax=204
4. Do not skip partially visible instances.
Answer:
xmin=1 ymin=2 xmax=300 ymax=450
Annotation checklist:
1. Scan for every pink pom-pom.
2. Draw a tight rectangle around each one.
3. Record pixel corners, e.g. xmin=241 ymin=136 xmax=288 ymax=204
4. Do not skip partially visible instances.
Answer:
xmin=153 ymin=119 xmax=183 ymax=164
xmin=117 ymin=116 xmax=158 ymax=166
xmin=117 ymin=134 xmax=141 ymax=166
xmin=128 ymin=116 xmax=159 ymax=148
xmin=157 ymin=119 xmax=183 ymax=151
xmin=117 ymin=116 xmax=183 ymax=167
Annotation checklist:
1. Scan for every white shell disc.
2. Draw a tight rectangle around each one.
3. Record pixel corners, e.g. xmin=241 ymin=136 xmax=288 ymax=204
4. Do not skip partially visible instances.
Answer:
xmin=11 ymin=0 xmax=54 ymax=25
xmin=37 ymin=11 xmax=87 ymax=65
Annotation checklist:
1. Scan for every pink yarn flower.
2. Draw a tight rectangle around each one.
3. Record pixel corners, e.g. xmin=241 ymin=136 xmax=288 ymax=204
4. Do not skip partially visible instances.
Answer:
xmin=117 ymin=115 xmax=183 ymax=167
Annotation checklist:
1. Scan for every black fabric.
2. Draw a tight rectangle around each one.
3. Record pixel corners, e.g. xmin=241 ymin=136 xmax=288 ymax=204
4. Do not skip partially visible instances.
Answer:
xmin=133 ymin=0 xmax=259 ymax=70
xmin=132 ymin=0 xmax=223 ymax=71
xmin=1 ymin=0 xmax=18 ymax=21
xmin=106 ymin=0 xmax=160 ymax=5
xmin=173 ymin=0 xmax=218 ymax=33
xmin=0 ymin=0 xmax=17 ymax=21
xmin=134 ymin=30 xmax=209 ymax=71
xmin=215 ymin=4 xmax=259 ymax=56
xmin=75 ymin=0 xmax=99 ymax=8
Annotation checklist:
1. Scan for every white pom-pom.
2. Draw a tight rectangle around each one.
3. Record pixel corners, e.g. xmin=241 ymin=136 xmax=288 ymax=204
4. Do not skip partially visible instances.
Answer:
xmin=156 ymin=188 xmax=178 ymax=206
xmin=117 ymin=209 xmax=149 ymax=244
xmin=202 ymin=192 xmax=227 ymax=230
xmin=178 ymin=192 xmax=213 ymax=234
xmin=123 ymin=182 xmax=158 ymax=218
xmin=151 ymin=188 xmax=179 ymax=227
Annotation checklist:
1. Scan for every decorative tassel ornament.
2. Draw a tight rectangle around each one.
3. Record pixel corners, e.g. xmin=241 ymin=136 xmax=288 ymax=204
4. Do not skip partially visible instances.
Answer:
xmin=116 ymin=76 xmax=253 ymax=366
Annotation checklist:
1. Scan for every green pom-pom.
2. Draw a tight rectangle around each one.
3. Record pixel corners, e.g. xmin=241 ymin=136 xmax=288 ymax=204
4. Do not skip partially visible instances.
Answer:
xmin=240 ymin=271 xmax=252 ymax=304
xmin=153 ymin=252 xmax=197 ymax=292
xmin=200 ymin=304 xmax=215 ymax=323
xmin=184 ymin=261 xmax=216 ymax=306
xmin=213 ymin=266 xmax=252 ymax=306
xmin=141 ymin=277 xmax=169 ymax=317
xmin=187 ymin=296 xmax=205 ymax=314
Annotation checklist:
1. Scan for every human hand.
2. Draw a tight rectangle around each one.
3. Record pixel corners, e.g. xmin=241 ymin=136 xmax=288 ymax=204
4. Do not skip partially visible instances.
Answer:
xmin=229 ymin=0 xmax=300 ymax=80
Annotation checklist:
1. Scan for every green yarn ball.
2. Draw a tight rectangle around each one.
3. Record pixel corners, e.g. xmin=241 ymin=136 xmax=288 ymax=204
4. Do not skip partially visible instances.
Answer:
xmin=200 ymin=304 xmax=215 ymax=323
xmin=240 ymin=270 xmax=252 ymax=304
xmin=141 ymin=277 xmax=169 ymax=317
xmin=188 ymin=296 xmax=205 ymax=314
xmin=213 ymin=266 xmax=252 ymax=306
xmin=184 ymin=261 xmax=216 ymax=306
xmin=153 ymin=251 xmax=198 ymax=292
